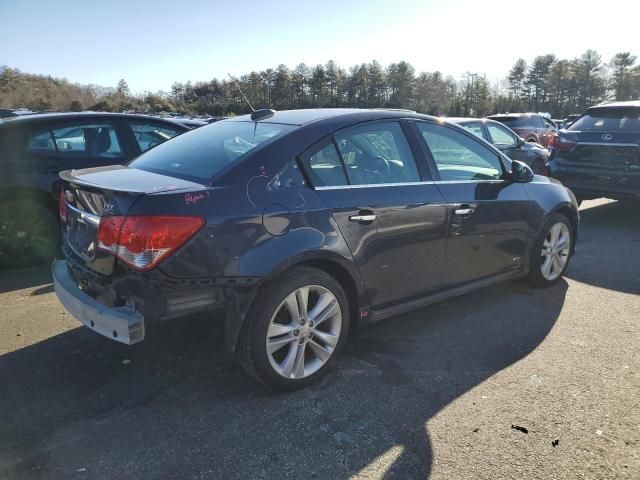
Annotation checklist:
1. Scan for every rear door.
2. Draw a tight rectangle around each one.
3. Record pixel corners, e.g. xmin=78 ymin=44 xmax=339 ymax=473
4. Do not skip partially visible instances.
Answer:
xmin=457 ymin=121 xmax=487 ymax=141
xmin=301 ymin=120 xmax=448 ymax=310
xmin=412 ymin=121 xmax=531 ymax=286
xmin=20 ymin=125 xmax=63 ymax=195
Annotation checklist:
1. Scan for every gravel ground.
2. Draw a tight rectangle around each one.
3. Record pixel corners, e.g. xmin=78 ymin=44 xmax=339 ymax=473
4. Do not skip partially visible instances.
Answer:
xmin=0 ymin=198 xmax=638 ymax=480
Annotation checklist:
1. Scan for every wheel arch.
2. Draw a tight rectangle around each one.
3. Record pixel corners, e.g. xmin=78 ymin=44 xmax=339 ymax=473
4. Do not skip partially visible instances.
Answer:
xmin=297 ymin=257 xmax=363 ymax=331
xmin=549 ymin=203 xmax=579 ymax=254
xmin=225 ymin=250 xmax=369 ymax=354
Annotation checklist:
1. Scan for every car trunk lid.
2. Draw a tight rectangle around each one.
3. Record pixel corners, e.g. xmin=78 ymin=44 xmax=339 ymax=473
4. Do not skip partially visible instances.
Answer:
xmin=59 ymin=165 xmax=207 ymax=275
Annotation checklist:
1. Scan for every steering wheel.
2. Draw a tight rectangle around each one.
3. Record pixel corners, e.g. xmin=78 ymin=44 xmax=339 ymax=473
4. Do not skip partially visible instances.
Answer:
xmin=359 ymin=154 xmax=391 ymax=182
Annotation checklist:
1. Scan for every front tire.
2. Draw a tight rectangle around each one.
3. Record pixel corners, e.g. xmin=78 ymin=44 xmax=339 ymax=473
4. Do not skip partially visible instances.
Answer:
xmin=237 ymin=267 xmax=350 ymax=390
xmin=527 ymin=213 xmax=573 ymax=288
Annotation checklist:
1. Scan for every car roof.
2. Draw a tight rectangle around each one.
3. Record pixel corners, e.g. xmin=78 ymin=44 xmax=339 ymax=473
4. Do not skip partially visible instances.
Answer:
xmin=445 ymin=117 xmax=481 ymax=123
xmin=0 ymin=111 xmax=189 ymax=129
xmin=487 ymin=112 xmax=539 ymax=118
xmin=226 ymin=108 xmax=430 ymax=127
xmin=445 ymin=117 xmax=505 ymax=126
xmin=591 ymin=100 xmax=640 ymax=109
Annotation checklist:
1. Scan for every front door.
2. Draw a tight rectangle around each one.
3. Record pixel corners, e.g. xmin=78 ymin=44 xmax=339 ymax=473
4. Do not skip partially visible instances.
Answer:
xmin=301 ymin=121 xmax=448 ymax=310
xmin=413 ymin=121 xmax=531 ymax=287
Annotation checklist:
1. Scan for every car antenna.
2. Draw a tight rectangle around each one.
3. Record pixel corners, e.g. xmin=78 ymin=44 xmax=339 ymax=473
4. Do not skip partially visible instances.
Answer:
xmin=228 ymin=73 xmax=255 ymax=113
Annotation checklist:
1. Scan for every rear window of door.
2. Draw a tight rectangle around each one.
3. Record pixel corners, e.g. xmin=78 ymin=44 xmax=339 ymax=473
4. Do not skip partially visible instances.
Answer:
xmin=416 ymin=123 xmax=504 ymax=181
xmin=299 ymin=140 xmax=349 ymax=187
xmin=50 ymin=122 xmax=124 ymax=159
xmin=334 ymin=121 xmax=421 ymax=185
xmin=128 ymin=121 xmax=184 ymax=152
xmin=533 ymin=116 xmax=545 ymax=128
xmin=458 ymin=121 xmax=486 ymax=140
xmin=486 ymin=122 xmax=517 ymax=148
xmin=25 ymin=129 xmax=58 ymax=156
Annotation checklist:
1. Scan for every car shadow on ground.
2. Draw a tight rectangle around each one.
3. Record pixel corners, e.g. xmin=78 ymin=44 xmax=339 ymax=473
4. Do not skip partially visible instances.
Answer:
xmin=0 ymin=277 xmax=567 ymax=479
xmin=567 ymin=200 xmax=640 ymax=295
xmin=0 ymin=264 xmax=52 ymax=294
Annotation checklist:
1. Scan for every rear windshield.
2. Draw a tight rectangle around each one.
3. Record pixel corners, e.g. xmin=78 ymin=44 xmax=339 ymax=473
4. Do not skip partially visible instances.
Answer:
xmin=491 ymin=116 xmax=527 ymax=127
xmin=129 ymin=120 xmax=294 ymax=182
xmin=569 ymin=108 xmax=640 ymax=132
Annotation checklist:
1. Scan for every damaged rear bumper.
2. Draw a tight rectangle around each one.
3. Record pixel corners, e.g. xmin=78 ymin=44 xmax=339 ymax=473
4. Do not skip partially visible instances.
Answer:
xmin=52 ymin=260 xmax=145 ymax=345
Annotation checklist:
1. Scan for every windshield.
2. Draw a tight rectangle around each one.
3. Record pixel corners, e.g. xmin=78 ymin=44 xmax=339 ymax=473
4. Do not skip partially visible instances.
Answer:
xmin=129 ymin=121 xmax=295 ymax=182
xmin=569 ymin=108 xmax=640 ymax=132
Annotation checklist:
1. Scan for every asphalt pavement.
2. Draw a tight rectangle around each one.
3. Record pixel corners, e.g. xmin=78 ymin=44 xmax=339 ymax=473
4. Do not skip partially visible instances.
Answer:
xmin=0 ymin=198 xmax=638 ymax=479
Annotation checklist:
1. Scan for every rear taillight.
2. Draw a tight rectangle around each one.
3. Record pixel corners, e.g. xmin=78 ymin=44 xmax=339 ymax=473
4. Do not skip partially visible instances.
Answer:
xmin=97 ymin=215 xmax=205 ymax=271
xmin=551 ymin=135 xmax=577 ymax=151
xmin=59 ymin=191 xmax=67 ymax=223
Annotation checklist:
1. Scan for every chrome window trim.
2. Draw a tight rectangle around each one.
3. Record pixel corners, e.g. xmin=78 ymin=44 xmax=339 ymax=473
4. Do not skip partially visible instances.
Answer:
xmin=315 ymin=179 xmax=506 ymax=190
xmin=316 ymin=181 xmax=436 ymax=190
xmin=432 ymin=179 xmax=505 ymax=184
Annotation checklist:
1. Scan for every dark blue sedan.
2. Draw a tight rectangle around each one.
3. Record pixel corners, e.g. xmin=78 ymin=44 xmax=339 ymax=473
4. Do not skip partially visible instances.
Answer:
xmin=52 ymin=108 xmax=579 ymax=389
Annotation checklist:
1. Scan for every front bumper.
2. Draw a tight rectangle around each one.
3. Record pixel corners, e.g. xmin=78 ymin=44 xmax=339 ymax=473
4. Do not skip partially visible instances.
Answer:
xmin=52 ymin=260 xmax=145 ymax=345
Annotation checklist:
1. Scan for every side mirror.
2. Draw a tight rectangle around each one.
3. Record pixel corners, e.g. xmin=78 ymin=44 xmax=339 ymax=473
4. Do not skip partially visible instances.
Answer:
xmin=516 ymin=136 xmax=525 ymax=147
xmin=509 ymin=160 xmax=534 ymax=183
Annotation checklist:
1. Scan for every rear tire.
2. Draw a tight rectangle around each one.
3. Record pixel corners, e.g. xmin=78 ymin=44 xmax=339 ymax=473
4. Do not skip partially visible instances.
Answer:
xmin=237 ymin=266 xmax=350 ymax=390
xmin=0 ymin=200 xmax=59 ymax=268
xmin=527 ymin=213 xmax=573 ymax=288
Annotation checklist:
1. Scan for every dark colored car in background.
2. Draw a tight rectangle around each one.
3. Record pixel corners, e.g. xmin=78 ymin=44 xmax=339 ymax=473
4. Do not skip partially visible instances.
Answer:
xmin=0 ymin=112 xmax=189 ymax=267
xmin=488 ymin=113 xmax=557 ymax=147
xmin=448 ymin=117 xmax=549 ymax=174
xmin=52 ymin=108 xmax=579 ymax=390
xmin=547 ymin=101 xmax=640 ymax=204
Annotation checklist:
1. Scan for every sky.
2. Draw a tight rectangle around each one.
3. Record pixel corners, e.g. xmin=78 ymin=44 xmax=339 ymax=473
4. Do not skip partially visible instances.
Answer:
xmin=1 ymin=0 xmax=639 ymax=93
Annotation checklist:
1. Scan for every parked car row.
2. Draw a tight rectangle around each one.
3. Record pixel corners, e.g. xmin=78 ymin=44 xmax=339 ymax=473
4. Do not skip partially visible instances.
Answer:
xmin=446 ymin=117 xmax=549 ymax=174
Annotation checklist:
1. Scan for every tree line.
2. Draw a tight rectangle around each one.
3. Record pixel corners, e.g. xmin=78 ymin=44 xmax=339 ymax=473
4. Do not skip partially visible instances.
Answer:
xmin=1 ymin=49 xmax=639 ymax=118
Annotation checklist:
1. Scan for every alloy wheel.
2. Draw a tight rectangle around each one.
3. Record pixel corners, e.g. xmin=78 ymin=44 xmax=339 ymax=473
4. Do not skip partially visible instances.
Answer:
xmin=540 ymin=222 xmax=571 ymax=281
xmin=266 ymin=285 xmax=342 ymax=379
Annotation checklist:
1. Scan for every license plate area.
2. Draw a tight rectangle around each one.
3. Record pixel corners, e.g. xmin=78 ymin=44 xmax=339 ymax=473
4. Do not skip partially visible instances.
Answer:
xmin=65 ymin=204 xmax=101 ymax=262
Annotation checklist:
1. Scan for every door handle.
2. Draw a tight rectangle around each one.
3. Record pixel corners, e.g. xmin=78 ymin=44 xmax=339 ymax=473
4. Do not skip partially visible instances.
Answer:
xmin=349 ymin=213 xmax=378 ymax=223
xmin=454 ymin=205 xmax=474 ymax=216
